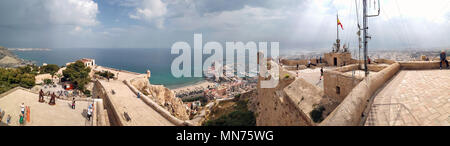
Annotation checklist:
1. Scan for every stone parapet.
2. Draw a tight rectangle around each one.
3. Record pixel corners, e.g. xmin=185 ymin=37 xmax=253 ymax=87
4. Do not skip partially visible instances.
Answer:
xmin=123 ymin=79 xmax=195 ymax=126
xmin=320 ymin=62 xmax=400 ymax=126
xmin=398 ymin=61 xmax=441 ymax=70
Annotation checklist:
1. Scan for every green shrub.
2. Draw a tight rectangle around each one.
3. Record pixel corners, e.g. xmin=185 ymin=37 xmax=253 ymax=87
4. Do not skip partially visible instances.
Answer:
xmin=310 ymin=106 xmax=325 ymax=123
xmin=83 ymin=90 xmax=91 ymax=97
xmin=203 ymin=110 xmax=256 ymax=126
xmin=284 ymin=74 xmax=290 ymax=79
xmin=44 ymin=79 xmax=53 ymax=85
xmin=95 ymin=71 xmax=115 ymax=79
xmin=203 ymin=99 xmax=256 ymax=126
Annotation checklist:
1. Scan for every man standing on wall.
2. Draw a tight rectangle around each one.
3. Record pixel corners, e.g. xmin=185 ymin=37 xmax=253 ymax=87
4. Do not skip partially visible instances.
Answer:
xmin=440 ymin=50 xmax=449 ymax=69
xmin=320 ymin=67 xmax=324 ymax=81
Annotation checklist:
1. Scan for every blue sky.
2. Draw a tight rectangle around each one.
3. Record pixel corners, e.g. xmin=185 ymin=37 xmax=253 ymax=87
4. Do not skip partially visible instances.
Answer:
xmin=0 ymin=0 xmax=449 ymax=51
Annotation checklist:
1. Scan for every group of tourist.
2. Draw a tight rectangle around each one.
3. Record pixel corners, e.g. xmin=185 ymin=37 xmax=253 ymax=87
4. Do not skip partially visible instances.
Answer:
xmin=0 ymin=107 xmax=11 ymax=125
xmin=18 ymin=103 xmax=28 ymax=125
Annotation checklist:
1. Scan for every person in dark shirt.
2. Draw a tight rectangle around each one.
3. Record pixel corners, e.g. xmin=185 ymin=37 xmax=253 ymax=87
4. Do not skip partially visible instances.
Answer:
xmin=440 ymin=50 xmax=449 ymax=69
xmin=320 ymin=67 xmax=324 ymax=80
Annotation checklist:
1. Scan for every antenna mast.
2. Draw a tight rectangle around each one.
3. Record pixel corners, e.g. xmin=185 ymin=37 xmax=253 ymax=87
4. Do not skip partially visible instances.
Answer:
xmin=362 ymin=0 xmax=380 ymax=76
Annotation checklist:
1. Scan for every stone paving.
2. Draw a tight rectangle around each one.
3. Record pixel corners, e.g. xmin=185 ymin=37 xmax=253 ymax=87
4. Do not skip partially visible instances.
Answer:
xmin=0 ymin=89 xmax=92 ymax=126
xmin=290 ymin=68 xmax=325 ymax=89
xmin=98 ymin=80 xmax=174 ymax=126
xmin=365 ymin=70 xmax=450 ymax=126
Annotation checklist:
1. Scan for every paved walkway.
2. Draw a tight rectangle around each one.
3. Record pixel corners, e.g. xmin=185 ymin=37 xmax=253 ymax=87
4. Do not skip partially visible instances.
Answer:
xmin=365 ymin=70 xmax=450 ymax=126
xmin=99 ymin=80 xmax=174 ymax=126
xmin=290 ymin=68 xmax=324 ymax=89
xmin=0 ymin=89 xmax=92 ymax=126
xmin=93 ymin=66 xmax=146 ymax=81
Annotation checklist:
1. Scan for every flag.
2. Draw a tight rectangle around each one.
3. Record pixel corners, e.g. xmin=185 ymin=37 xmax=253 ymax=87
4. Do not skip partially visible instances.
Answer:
xmin=337 ymin=18 xmax=344 ymax=30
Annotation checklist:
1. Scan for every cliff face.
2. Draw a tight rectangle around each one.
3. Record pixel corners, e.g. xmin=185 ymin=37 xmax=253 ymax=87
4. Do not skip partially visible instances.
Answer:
xmin=0 ymin=47 xmax=31 ymax=68
xmin=131 ymin=78 xmax=190 ymax=120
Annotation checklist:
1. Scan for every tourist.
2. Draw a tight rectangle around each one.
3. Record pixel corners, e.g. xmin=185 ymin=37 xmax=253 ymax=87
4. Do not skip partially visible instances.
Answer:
xmin=320 ymin=67 xmax=324 ymax=80
xmin=19 ymin=113 xmax=24 ymax=125
xmin=20 ymin=103 xmax=25 ymax=115
xmin=87 ymin=107 xmax=93 ymax=121
xmin=440 ymin=50 xmax=449 ymax=69
xmin=72 ymin=98 xmax=76 ymax=109
xmin=6 ymin=114 xmax=11 ymax=125
xmin=137 ymin=92 xmax=140 ymax=99
xmin=308 ymin=60 xmax=311 ymax=68
xmin=320 ymin=57 xmax=322 ymax=63
xmin=368 ymin=57 xmax=371 ymax=64
xmin=296 ymin=64 xmax=299 ymax=70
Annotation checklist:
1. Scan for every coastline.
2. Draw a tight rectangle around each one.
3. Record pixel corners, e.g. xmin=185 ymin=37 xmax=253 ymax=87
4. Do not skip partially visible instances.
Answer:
xmin=170 ymin=80 xmax=216 ymax=93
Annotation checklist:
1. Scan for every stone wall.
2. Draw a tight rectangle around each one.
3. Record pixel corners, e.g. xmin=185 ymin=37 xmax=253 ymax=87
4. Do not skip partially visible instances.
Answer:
xmin=375 ymin=59 xmax=396 ymax=65
xmin=129 ymin=77 xmax=190 ymax=121
xmin=323 ymin=70 xmax=363 ymax=103
xmin=324 ymin=52 xmax=352 ymax=67
xmin=398 ymin=61 xmax=441 ymax=70
xmin=124 ymin=79 xmax=194 ymax=126
xmin=254 ymin=62 xmax=315 ymax=126
xmin=367 ymin=64 xmax=388 ymax=72
xmin=92 ymin=99 xmax=109 ymax=126
xmin=320 ymin=62 xmax=400 ymax=126
xmin=283 ymin=78 xmax=325 ymax=122
xmin=92 ymin=80 xmax=119 ymax=126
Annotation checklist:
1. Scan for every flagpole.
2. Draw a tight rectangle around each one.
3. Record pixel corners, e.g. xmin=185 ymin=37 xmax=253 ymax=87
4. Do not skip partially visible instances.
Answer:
xmin=337 ymin=14 xmax=339 ymax=41
xmin=336 ymin=13 xmax=340 ymax=51
xmin=336 ymin=14 xmax=339 ymax=39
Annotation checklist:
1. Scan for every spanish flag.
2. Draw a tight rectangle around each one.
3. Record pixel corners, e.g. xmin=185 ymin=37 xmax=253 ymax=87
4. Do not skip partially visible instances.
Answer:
xmin=337 ymin=18 xmax=344 ymax=30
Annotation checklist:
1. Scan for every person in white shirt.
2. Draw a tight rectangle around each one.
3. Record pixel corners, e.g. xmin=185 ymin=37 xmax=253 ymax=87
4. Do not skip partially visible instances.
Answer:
xmin=20 ymin=103 xmax=25 ymax=115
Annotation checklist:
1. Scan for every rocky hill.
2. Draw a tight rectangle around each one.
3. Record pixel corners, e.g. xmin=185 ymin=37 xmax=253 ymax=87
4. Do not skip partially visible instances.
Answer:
xmin=0 ymin=46 xmax=32 ymax=68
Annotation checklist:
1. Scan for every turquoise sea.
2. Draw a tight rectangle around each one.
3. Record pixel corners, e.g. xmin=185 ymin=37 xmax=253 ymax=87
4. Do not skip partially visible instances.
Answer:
xmin=12 ymin=48 xmax=204 ymax=89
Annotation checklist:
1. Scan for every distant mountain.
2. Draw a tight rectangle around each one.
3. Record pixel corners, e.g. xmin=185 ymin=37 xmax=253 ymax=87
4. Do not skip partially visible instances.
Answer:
xmin=0 ymin=46 xmax=33 ymax=68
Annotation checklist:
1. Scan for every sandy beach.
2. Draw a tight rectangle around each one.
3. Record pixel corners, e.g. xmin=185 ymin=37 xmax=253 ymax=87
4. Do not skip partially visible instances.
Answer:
xmin=171 ymin=80 xmax=216 ymax=93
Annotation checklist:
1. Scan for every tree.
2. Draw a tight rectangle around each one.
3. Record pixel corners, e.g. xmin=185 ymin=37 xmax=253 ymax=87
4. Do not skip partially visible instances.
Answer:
xmin=40 ymin=64 xmax=60 ymax=77
xmin=62 ymin=61 xmax=91 ymax=91
xmin=0 ymin=67 xmax=35 ymax=94
xmin=95 ymin=71 xmax=115 ymax=79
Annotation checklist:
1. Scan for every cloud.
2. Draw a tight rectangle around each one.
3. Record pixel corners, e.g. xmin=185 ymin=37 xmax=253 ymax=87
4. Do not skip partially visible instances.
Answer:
xmin=46 ymin=0 xmax=99 ymax=26
xmin=1 ymin=0 xmax=450 ymax=50
xmin=129 ymin=0 xmax=167 ymax=28
xmin=0 ymin=0 xmax=98 ymax=27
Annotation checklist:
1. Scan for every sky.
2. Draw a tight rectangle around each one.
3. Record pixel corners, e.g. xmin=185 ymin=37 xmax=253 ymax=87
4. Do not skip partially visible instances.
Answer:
xmin=0 ymin=0 xmax=449 ymax=51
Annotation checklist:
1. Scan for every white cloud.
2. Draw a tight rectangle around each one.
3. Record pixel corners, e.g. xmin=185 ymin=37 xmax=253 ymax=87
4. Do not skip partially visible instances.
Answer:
xmin=46 ymin=0 xmax=99 ymax=26
xmin=0 ymin=0 xmax=99 ymax=27
xmin=129 ymin=0 xmax=167 ymax=28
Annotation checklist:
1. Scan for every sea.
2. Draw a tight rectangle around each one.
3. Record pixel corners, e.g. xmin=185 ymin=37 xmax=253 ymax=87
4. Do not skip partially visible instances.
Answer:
xmin=12 ymin=48 xmax=204 ymax=89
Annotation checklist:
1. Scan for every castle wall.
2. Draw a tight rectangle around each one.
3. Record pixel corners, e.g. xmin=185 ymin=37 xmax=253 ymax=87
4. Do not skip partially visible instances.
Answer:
xmin=324 ymin=52 xmax=352 ymax=67
xmin=255 ymin=62 xmax=315 ymax=126
xmin=320 ymin=62 xmax=400 ymax=126
xmin=92 ymin=80 xmax=122 ymax=126
xmin=125 ymin=78 xmax=194 ymax=126
xmin=323 ymin=70 xmax=363 ymax=103
xmin=398 ymin=61 xmax=442 ymax=70
xmin=280 ymin=58 xmax=321 ymax=66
